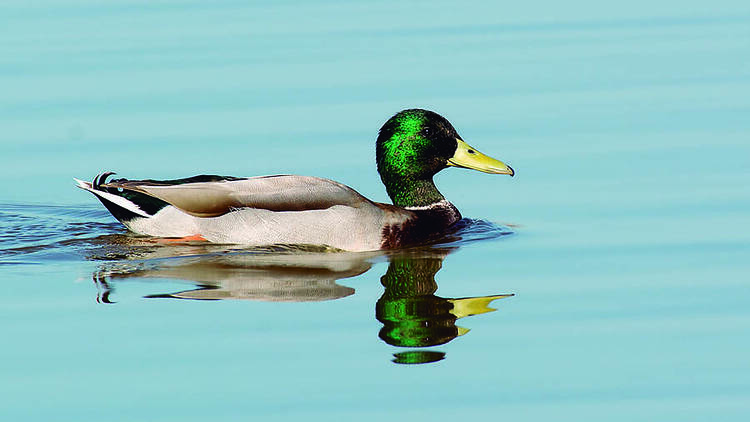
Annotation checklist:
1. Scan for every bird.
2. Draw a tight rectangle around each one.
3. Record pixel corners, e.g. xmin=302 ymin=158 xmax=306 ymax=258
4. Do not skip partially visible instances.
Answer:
xmin=76 ymin=109 xmax=514 ymax=251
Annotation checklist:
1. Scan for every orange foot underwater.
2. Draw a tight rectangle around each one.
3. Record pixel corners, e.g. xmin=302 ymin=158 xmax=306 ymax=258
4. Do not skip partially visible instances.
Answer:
xmin=153 ymin=234 xmax=208 ymax=243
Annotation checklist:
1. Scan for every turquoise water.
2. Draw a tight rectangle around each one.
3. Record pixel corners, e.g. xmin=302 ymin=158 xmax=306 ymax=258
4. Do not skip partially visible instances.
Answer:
xmin=2 ymin=1 xmax=750 ymax=420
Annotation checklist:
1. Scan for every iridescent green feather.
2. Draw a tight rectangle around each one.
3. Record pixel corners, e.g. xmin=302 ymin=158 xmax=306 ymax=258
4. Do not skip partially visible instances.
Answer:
xmin=376 ymin=109 xmax=457 ymax=207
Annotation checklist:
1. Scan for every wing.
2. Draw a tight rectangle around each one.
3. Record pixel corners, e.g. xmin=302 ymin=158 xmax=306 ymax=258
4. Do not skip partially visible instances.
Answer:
xmin=102 ymin=174 xmax=373 ymax=217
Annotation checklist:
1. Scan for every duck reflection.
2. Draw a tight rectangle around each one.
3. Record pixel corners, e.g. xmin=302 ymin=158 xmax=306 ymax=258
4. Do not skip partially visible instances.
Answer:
xmin=93 ymin=249 xmax=374 ymax=302
xmin=377 ymin=249 xmax=512 ymax=364
xmin=91 ymin=240 xmax=512 ymax=364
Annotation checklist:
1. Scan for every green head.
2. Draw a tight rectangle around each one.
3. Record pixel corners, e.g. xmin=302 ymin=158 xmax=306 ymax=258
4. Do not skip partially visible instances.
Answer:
xmin=376 ymin=109 xmax=513 ymax=207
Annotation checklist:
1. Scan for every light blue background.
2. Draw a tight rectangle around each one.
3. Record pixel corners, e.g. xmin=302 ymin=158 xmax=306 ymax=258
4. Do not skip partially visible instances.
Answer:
xmin=1 ymin=1 xmax=749 ymax=421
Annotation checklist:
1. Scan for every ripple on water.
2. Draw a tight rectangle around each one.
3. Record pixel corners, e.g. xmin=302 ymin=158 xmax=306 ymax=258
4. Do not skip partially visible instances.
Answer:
xmin=0 ymin=203 xmax=122 ymax=262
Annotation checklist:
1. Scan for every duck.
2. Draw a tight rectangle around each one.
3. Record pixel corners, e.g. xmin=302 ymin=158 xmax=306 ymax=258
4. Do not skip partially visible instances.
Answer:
xmin=76 ymin=109 xmax=514 ymax=251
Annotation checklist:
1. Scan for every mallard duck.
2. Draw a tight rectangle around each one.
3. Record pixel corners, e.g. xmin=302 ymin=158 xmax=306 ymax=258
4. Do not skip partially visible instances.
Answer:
xmin=76 ymin=109 xmax=514 ymax=251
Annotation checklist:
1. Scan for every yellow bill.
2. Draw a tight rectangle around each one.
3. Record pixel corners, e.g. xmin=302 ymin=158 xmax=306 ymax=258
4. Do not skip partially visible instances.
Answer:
xmin=448 ymin=138 xmax=514 ymax=176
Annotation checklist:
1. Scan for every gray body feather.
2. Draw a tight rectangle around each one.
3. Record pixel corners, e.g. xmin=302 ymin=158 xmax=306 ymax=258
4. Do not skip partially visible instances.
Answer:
xmin=84 ymin=174 xmax=414 ymax=252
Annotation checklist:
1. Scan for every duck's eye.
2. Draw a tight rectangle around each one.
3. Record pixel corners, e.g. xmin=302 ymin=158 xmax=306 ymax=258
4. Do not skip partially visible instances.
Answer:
xmin=423 ymin=128 xmax=430 ymax=136
xmin=468 ymin=149 xmax=476 ymax=154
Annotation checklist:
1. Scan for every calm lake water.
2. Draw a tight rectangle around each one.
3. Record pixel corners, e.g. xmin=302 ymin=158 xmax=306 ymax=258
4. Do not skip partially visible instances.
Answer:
xmin=2 ymin=1 xmax=750 ymax=421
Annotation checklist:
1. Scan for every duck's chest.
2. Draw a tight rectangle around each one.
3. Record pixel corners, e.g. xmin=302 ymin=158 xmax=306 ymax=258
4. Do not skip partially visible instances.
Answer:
xmin=380 ymin=201 xmax=461 ymax=249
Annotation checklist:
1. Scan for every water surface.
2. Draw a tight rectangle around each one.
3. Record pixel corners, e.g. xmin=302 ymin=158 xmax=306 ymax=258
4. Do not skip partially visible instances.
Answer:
xmin=2 ymin=1 xmax=750 ymax=421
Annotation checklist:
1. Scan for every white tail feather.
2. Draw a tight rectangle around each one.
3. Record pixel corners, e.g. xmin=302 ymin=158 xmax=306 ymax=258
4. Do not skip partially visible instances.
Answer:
xmin=73 ymin=178 xmax=91 ymax=189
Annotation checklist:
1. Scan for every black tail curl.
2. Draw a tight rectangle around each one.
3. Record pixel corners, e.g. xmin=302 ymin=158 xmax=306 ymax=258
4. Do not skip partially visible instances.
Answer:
xmin=90 ymin=171 xmax=170 ymax=221
xmin=93 ymin=172 xmax=117 ymax=192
